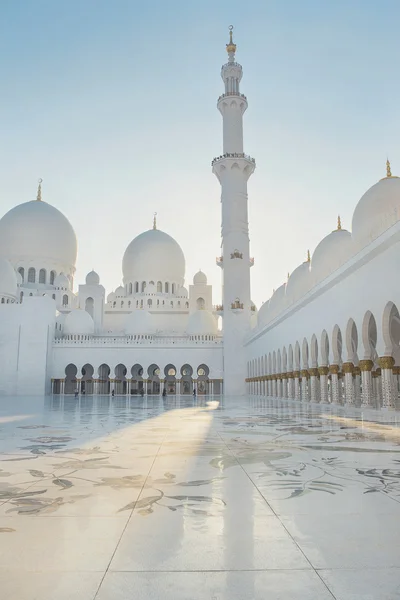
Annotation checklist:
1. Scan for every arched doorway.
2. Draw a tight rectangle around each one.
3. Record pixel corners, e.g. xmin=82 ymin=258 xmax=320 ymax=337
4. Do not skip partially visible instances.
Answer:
xmin=180 ymin=364 xmax=193 ymax=394
xmin=81 ymin=364 xmax=94 ymax=395
xmin=147 ymin=364 xmax=161 ymax=395
xmin=164 ymin=364 xmax=177 ymax=394
xmin=65 ymin=364 xmax=77 ymax=395
xmin=98 ymin=364 xmax=110 ymax=394
xmin=114 ymin=364 xmax=127 ymax=395
xmin=85 ymin=297 xmax=94 ymax=319
xmin=131 ymin=364 xmax=144 ymax=395
xmin=196 ymin=364 xmax=209 ymax=395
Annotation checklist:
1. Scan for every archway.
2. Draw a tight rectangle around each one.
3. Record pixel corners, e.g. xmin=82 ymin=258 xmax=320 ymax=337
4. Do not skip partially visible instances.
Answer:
xmin=164 ymin=364 xmax=177 ymax=394
xmin=98 ymin=364 xmax=111 ymax=394
xmin=320 ymin=330 xmax=330 ymax=366
xmin=310 ymin=334 xmax=318 ymax=367
xmin=81 ymin=364 xmax=94 ymax=395
xmin=114 ymin=364 xmax=127 ymax=395
xmin=345 ymin=318 xmax=359 ymax=364
xmin=85 ymin=297 xmax=94 ymax=319
xmin=382 ymin=302 xmax=400 ymax=362
xmin=147 ymin=364 xmax=161 ymax=395
xmin=65 ymin=364 xmax=77 ymax=395
xmin=362 ymin=311 xmax=377 ymax=361
xmin=197 ymin=297 xmax=205 ymax=310
xmin=131 ymin=364 xmax=144 ymax=395
xmin=332 ymin=325 xmax=343 ymax=365
xmin=180 ymin=364 xmax=193 ymax=394
xmin=197 ymin=364 xmax=209 ymax=395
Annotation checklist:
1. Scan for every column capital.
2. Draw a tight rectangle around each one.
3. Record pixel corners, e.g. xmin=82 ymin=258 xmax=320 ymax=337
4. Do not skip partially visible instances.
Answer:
xmin=329 ymin=364 xmax=340 ymax=375
xmin=300 ymin=369 xmax=309 ymax=378
xmin=359 ymin=359 xmax=374 ymax=372
xmin=293 ymin=370 xmax=300 ymax=378
xmin=378 ymin=356 xmax=395 ymax=370
xmin=342 ymin=362 xmax=354 ymax=374
xmin=318 ymin=366 xmax=329 ymax=376
xmin=309 ymin=368 xmax=318 ymax=377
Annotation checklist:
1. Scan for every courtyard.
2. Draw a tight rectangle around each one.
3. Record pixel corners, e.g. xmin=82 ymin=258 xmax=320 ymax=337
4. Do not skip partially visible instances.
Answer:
xmin=1 ymin=395 xmax=400 ymax=599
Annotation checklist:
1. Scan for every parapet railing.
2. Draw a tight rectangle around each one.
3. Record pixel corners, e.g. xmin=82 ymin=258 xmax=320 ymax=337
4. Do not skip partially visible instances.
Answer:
xmin=54 ymin=334 xmax=223 ymax=346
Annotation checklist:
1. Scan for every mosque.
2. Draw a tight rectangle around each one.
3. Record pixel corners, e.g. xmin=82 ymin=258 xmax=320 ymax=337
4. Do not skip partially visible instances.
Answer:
xmin=1 ymin=31 xmax=400 ymax=409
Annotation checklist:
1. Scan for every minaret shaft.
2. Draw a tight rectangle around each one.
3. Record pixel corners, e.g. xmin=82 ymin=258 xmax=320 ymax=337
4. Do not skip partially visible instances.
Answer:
xmin=213 ymin=29 xmax=255 ymax=396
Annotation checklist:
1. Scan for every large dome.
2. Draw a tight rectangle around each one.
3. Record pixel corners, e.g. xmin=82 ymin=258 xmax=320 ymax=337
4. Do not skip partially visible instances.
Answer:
xmin=311 ymin=227 xmax=354 ymax=284
xmin=122 ymin=228 xmax=185 ymax=285
xmin=124 ymin=310 xmax=155 ymax=335
xmin=352 ymin=174 xmax=400 ymax=249
xmin=0 ymin=200 xmax=77 ymax=267
xmin=0 ymin=258 xmax=18 ymax=299
xmin=187 ymin=310 xmax=217 ymax=335
xmin=64 ymin=309 xmax=94 ymax=335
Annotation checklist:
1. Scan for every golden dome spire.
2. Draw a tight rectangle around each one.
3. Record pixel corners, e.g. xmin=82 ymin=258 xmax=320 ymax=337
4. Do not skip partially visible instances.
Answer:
xmin=36 ymin=178 xmax=42 ymax=202
xmin=306 ymin=249 xmax=311 ymax=263
xmin=226 ymin=25 xmax=236 ymax=55
xmin=386 ymin=158 xmax=392 ymax=178
xmin=337 ymin=215 xmax=342 ymax=230
xmin=153 ymin=212 xmax=157 ymax=230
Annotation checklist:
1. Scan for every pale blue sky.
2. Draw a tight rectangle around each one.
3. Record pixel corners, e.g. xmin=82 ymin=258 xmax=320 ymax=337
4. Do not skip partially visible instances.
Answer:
xmin=1 ymin=0 xmax=399 ymax=306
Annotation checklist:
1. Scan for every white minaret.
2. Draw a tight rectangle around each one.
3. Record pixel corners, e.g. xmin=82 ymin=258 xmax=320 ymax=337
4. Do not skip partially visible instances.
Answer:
xmin=213 ymin=28 xmax=255 ymax=396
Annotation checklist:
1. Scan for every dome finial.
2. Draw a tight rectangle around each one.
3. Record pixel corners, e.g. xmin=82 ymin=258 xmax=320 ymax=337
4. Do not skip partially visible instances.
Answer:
xmin=386 ymin=158 xmax=392 ymax=178
xmin=36 ymin=178 xmax=42 ymax=202
xmin=226 ymin=25 xmax=236 ymax=58
xmin=306 ymin=249 xmax=311 ymax=263
xmin=153 ymin=212 xmax=157 ymax=230
xmin=337 ymin=215 xmax=342 ymax=230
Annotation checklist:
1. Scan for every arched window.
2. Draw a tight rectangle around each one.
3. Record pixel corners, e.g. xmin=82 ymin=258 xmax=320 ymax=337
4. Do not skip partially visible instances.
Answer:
xmin=29 ymin=293 xmax=33 ymax=296
xmin=149 ymin=280 xmax=154 ymax=286
xmin=170 ymin=301 xmax=173 ymax=307
xmin=62 ymin=294 xmax=68 ymax=306
xmin=113 ymin=301 xmax=116 ymax=308
xmin=1 ymin=298 xmax=4 ymax=304
xmin=50 ymin=270 xmax=56 ymax=285
xmin=28 ymin=268 xmax=36 ymax=283
xmin=121 ymin=301 xmax=124 ymax=308
xmin=85 ymin=297 xmax=94 ymax=318
xmin=20 ymin=292 xmax=23 ymax=303
xmin=52 ymin=294 xmax=56 ymax=300
xmin=135 ymin=282 xmax=139 ymax=293
xmin=157 ymin=299 xmax=159 ymax=306
xmin=141 ymin=281 xmax=146 ymax=293
xmin=177 ymin=301 xmax=181 ymax=306
xmin=157 ymin=281 xmax=162 ymax=292
xmin=140 ymin=299 xmax=143 ymax=307
xmin=18 ymin=267 xmax=24 ymax=283
xmin=128 ymin=301 xmax=131 ymax=308
xmin=172 ymin=283 xmax=175 ymax=294
xmin=39 ymin=269 xmax=46 ymax=284
xmin=136 ymin=300 xmax=139 ymax=307
xmin=197 ymin=297 xmax=205 ymax=310
xmin=185 ymin=301 xmax=189 ymax=308
xmin=165 ymin=282 xmax=169 ymax=293
xmin=129 ymin=283 xmax=132 ymax=294
xmin=147 ymin=299 xmax=152 ymax=307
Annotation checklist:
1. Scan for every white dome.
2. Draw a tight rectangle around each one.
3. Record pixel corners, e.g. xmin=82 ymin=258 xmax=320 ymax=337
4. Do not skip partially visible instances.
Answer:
xmin=124 ymin=310 xmax=155 ymax=335
xmin=54 ymin=273 xmax=69 ymax=289
xmin=311 ymin=228 xmax=353 ymax=284
xmin=122 ymin=228 xmax=185 ymax=285
xmin=179 ymin=286 xmax=188 ymax=298
xmin=268 ymin=283 xmax=287 ymax=320
xmin=107 ymin=291 xmax=116 ymax=303
xmin=258 ymin=299 xmax=271 ymax=328
xmin=0 ymin=200 xmax=77 ymax=267
xmin=352 ymin=175 xmax=400 ymax=248
xmin=86 ymin=270 xmax=100 ymax=285
xmin=193 ymin=270 xmax=207 ymax=285
xmin=187 ymin=310 xmax=217 ymax=335
xmin=115 ymin=285 xmax=126 ymax=297
xmin=0 ymin=258 xmax=18 ymax=299
xmin=63 ymin=309 xmax=94 ymax=335
xmin=286 ymin=261 xmax=311 ymax=305
xmin=250 ymin=311 xmax=258 ymax=329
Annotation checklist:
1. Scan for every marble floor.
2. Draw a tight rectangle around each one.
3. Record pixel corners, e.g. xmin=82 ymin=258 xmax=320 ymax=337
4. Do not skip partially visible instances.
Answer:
xmin=1 ymin=395 xmax=400 ymax=599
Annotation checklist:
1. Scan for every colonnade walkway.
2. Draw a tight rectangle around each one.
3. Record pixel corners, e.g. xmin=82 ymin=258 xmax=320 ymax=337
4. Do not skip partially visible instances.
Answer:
xmin=0 ymin=394 xmax=400 ymax=599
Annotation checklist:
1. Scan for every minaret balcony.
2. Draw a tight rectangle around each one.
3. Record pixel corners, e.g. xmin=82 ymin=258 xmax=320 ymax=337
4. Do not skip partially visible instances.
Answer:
xmin=216 ymin=256 xmax=223 ymax=268
xmin=215 ymin=304 xmax=224 ymax=315
xmin=217 ymin=92 xmax=247 ymax=104
xmin=231 ymin=300 xmax=244 ymax=312
xmin=230 ymin=250 xmax=243 ymax=259
xmin=211 ymin=153 xmax=256 ymax=168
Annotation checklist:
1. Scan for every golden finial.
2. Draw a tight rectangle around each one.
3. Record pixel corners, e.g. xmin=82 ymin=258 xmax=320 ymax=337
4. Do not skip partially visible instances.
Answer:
xmin=153 ymin=212 xmax=157 ymax=230
xmin=307 ymin=249 xmax=311 ymax=263
xmin=287 ymin=272 xmax=290 ymax=281
xmin=386 ymin=158 xmax=392 ymax=178
xmin=226 ymin=25 xmax=237 ymax=55
xmin=337 ymin=215 xmax=342 ymax=230
xmin=36 ymin=178 xmax=42 ymax=201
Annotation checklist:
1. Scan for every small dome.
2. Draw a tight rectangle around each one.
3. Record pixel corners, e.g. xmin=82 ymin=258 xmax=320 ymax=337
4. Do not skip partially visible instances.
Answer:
xmin=250 ymin=311 xmax=258 ymax=329
xmin=286 ymin=261 xmax=311 ymax=305
xmin=352 ymin=174 xmax=400 ymax=248
xmin=193 ymin=270 xmax=207 ymax=285
xmin=179 ymin=286 xmax=188 ymax=298
xmin=63 ymin=309 xmax=94 ymax=335
xmin=86 ymin=270 xmax=100 ymax=285
xmin=123 ymin=228 xmax=185 ymax=286
xmin=0 ymin=258 xmax=18 ymax=299
xmin=311 ymin=228 xmax=353 ymax=284
xmin=124 ymin=310 xmax=155 ymax=335
xmin=107 ymin=291 xmax=116 ymax=303
xmin=0 ymin=200 xmax=77 ymax=267
xmin=258 ymin=299 xmax=271 ymax=328
xmin=187 ymin=310 xmax=217 ymax=335
xmin=15 ymin=270 xmax=22 ymax=285
xmin=268 ymin=283 xmax=287 ymax=320
xmin=54 ymin=273 xmax=70 ymax=289
xmin=115 ymin=285 xmax=126 ymax=297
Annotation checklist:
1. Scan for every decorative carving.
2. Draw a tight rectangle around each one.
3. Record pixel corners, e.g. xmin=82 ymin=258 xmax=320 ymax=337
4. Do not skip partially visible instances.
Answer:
xmin=318 ymin=366 xmax=329 ymax=376
xmin=359 ymin=359 xmax=374 ymax=372
xmin=281 ymin=373 xmax=288 ymax=379
xmin=309 ymin=368 xmax=318 ymax=377
xmin=378 ymin=356 xmax=395 ymax=370
xmin=342 ymin=362 xmax=354 ymax=374
xmin=230 ymin=250 xmax=243 ymax=259
xmin=300 ymin=369 xmax=309 ymax=378
xmin=329 ymin=364 xmax=339 ymax=375
xmin=293 ymin=371 xmax=300 ymax=378
xmin=231 ymin=299 xmax=244 ymax=309
xmin=287 ymin=371 xmax=294 ymax=379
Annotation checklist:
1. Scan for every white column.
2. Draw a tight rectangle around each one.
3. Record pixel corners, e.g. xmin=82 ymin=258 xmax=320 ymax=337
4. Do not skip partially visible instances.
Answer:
xmin=309 ymin=369 xmax=318 ymax=403
xmin=360 ymin=360 xmax=374 ymax=407
xmin=294 ymin=372 xmax=301 ymax=401
xmin=300 ymin=370 xmax=309 ymax=402
xmin=354 ymin=367 xmax=361 ymax=407
xmin=342 ymin=363 xmax=355 ymax=406
xmin=319 ymin=367 xmax=329 ymax=404
xmin=378 ymin=357 xmax=396 ymax=409
xmin=329 ymin=365 xmax=340 ymax=405
xmin=282 ymin=375 xmax=288 ymax=398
